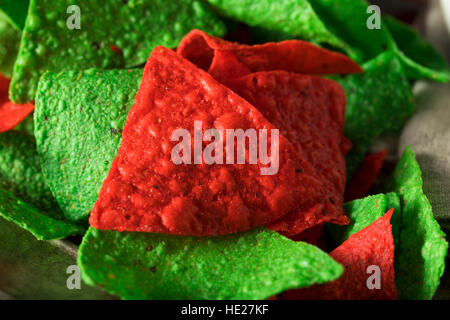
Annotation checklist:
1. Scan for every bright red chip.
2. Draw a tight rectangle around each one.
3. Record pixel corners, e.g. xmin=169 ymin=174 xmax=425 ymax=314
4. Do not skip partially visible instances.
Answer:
xmin=282 ymin=209 xmax=397 ymax=300
xmin=345 ymin=150 xmax=387 ymax=202
xmin=90 ymin=47 xmax=326 ymax=236
xmin=223 ymin=71 xmax=349 ymax=236
xmin=177 ymin=29 xmax=363 ymax=80
xmin=0 ymin=75 xmax=34 ymax=133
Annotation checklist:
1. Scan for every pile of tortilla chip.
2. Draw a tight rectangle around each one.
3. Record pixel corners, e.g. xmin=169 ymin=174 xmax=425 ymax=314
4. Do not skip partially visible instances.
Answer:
xmin=0 ymin=0 xmax=448 ymax=300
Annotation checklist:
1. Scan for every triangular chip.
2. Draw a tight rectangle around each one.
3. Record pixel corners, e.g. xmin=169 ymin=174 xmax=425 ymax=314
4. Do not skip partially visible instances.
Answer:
xmin=90 ymin=47 xmax=324 ymax=236
xmin=283 ymin=209 xmax=397 ymax=300
xmin=223 ymin=71 xmax=349 ymax=236
xmin=177 ymin=29 xmax=362 ymax=80
xmin=328 ymin=193 xmax=401 ymax=247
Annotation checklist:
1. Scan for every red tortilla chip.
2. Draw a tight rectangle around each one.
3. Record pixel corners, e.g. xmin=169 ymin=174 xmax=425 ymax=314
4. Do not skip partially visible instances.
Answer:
xmin=282 ymin=209 xmax=397 ymax=300
xmin=223 ymin=71 xmax=349 ymax=236
xmin=345 ymin=150 xmax=387 ymax=202
xmin=0 ymin=75 xmax=34 ymax=133
xmin=177 ymin=29 xmax=363 ymax=79
xmin=90 ymin=47 xmax=325 ymax=236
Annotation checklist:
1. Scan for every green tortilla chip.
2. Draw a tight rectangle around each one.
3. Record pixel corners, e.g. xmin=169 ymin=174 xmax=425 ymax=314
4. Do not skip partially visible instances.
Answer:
xmin=10 ymin=0 xmax=225 ymax=103
xmin=383 ymin=16 xmax=450 ymax=83
xmin=386 ymin=147 xmax=448 ymax=300
xmin=206 ymin=0 xmax=350 ymax=55
xmin=328 ymin=193 xmax=400 ymax=246
xmin=0 ymin=0 xmax=29 ymax=30
xmin=35 ymin=69 xmax=142 ymax=222
xmin=0 ymin=11 xmax=21 ymax=77
xmin=0 ymin=131 xmax=59 ymax=214
xmin=78 ymin=227 xmax=343 ymax=299
xmin=0 ymin=188 xmax=84 ymax=240
xmin=338 ymin=51 xmax=415 ymax=177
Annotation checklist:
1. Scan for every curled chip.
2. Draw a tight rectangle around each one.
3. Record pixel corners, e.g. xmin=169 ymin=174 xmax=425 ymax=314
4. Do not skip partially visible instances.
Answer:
xmin=177 ymin=29 xmax=363 ymax=80
xmin=223 ymin=71 xmax=349 ymax=236
xmin=90 ymin=47 xmax=325 ymax=236
xmin=0 ymin=75 xmax=34 ymax=132
xmin=283 ymin=209 xmax=397 ymax=300
xmin=345 ymin=149 xmax=387 ymax=202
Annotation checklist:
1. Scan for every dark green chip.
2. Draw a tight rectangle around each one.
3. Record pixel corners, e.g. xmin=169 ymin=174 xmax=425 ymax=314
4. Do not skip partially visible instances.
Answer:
xmin=35 ymin=68 xmax=142 ymax=221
